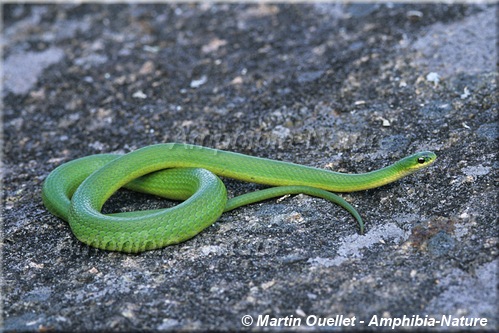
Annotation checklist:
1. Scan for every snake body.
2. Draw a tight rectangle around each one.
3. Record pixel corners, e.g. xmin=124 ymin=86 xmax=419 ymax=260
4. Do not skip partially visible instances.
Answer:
xmin=42 ymin=143 xmax=436 ymax=253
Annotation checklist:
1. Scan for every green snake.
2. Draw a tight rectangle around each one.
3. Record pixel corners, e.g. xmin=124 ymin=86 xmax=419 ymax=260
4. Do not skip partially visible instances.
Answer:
xmin=42 ymin=143 xmax=436 ymax=253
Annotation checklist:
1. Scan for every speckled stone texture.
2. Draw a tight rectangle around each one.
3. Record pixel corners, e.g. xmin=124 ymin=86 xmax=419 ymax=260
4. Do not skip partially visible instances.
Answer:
xmin=2 ymin=3 xmax=497 ymax=332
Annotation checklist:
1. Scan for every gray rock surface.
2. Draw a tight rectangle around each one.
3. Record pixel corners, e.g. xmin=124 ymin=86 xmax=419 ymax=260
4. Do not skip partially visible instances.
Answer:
xmin=2 ymin=3 xmax=497 ymax=332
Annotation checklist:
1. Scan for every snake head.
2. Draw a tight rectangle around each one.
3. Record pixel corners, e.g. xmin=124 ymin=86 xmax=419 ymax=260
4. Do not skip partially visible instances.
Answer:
xmin=398 ymin=151 xmax=437 ymax=173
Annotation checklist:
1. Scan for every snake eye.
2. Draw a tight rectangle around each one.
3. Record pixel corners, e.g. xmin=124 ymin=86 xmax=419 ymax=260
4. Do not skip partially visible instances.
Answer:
xmin=417 ymin=157 xmax=426 ymax=164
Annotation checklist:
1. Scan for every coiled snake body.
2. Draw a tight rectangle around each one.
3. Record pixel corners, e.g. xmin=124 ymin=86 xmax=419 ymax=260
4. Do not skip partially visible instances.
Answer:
xmin=42 ymin=143 xmax=436 ymax=253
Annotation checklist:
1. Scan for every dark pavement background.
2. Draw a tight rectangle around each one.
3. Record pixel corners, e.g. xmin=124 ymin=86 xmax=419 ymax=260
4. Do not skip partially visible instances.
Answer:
xmin=2 ymin=3 xmax=497 ymax=332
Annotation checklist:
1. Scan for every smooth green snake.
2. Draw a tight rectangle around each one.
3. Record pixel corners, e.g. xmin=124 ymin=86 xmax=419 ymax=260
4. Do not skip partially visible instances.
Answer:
xmin=42 ymin=143 xmax=436 ymax=253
